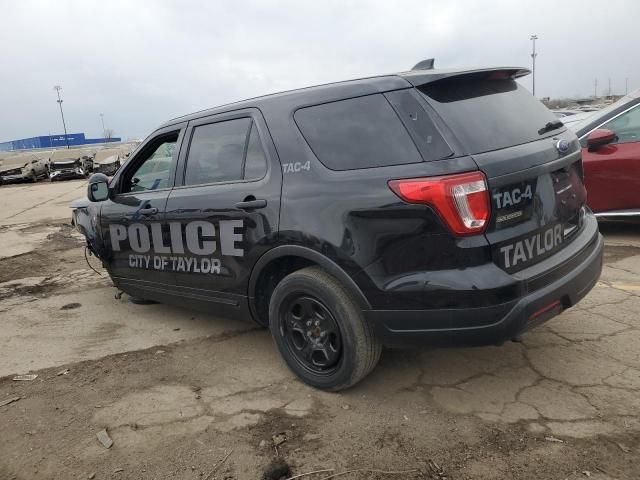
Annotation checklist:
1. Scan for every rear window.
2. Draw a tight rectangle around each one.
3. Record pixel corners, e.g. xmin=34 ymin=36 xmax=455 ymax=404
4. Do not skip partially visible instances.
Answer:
xmin=419 ymin=78 xmax=561 ymax=154
xmin=294 ymin=94 xmax=422 ymax=170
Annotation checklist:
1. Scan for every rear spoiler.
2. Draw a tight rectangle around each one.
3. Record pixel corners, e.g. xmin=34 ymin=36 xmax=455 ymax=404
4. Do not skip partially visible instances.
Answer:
xmin=400 ymin=67 xmax=531 ymax=87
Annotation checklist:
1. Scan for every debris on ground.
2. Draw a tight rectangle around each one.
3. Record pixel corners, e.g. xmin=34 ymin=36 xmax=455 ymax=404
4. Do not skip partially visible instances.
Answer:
xmin=582 ymin=471 xmax=592 ymax=477
xmin=56 ymin=369 xmax=70 ymax=376
xmin=283 ymin=469 xmax=333 ymax=480
xmin=88 ymin=473 xmax=95 ymax=479
xmin=315 ymin=468 xmax=419 ymax=479
xmin=544 ymin=436 xmax=565 ymax=443
xmin=616 ymin=442 xmax=631 ymax=453
xmin=60 ymin=302 xmax=81 ymax=310
xmin=114 ymin=467 xmax=124 ymax=473
xmin=273 ymin=433 xmax=287 ymax=446
xmin=155 ymin=350 xmax=165 ymax=354
xmin=0 ymin=396 xmax=21 ymax=407
xmin=204 ymin=449 xmax=233 ymax=480
xmin=259 ymin=440 xmax=268 ymax=448
xmin=426 ymin=459 xmax=447 ymax=479
xmin=96 ymin=428 xmax=113 ymax=448
xmin=12 ymin=374 xmax=38 ymax=381
xmin=302 ymin=433 xmax=321 ymax=442
xmin=262 ymin=458 xmax=291 ymax=480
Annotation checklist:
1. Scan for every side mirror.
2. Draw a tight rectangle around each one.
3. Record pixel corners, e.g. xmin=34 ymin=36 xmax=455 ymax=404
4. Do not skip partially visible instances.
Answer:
xmin=587 ymin=128 xmax=617 ymax=152
xmin=87 ymin=173 xmax=110 ymax=202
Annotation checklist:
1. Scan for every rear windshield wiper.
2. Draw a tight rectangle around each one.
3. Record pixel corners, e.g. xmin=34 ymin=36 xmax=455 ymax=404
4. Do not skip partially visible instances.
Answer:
xmin=538 ymin=120 xmax=564 ymax=135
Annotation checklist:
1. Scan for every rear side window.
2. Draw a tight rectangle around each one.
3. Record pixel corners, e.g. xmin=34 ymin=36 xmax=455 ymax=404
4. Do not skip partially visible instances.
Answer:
xmin=419 ymin=78 xmax=561 ymax=154
xmin=243 ymin=123 xmax=268 ymax=179
xmin=295 ymin=94 xmax=422 ymax=170
xmin=185 ymin=118 xmax=268 ymax=186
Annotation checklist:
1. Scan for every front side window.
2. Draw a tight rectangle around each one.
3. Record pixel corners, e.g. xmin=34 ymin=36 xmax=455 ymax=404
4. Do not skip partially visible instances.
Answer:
xmin=123 ymin=134 xmax=178 ymax=193
xmin=602 ymin=105 xmax=640 ymax=145
xmin=184 ymin=118 xmax=268 ymax=186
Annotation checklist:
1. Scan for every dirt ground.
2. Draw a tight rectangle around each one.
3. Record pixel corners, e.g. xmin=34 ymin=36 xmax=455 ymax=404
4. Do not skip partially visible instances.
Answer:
xmin=0 ymin=181 xmax=639 ymax=480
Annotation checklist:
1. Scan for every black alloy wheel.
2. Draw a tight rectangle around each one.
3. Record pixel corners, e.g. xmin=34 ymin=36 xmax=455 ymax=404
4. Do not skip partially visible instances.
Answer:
xmin=278 ymin=294 xmax=342 ymax=375
xmin=269 ymin=266 xmax=382 ymax=391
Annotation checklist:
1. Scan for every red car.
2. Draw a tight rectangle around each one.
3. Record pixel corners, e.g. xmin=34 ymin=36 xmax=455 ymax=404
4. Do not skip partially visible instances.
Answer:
xmin=570 ymin=89 xmax=640 ymax=217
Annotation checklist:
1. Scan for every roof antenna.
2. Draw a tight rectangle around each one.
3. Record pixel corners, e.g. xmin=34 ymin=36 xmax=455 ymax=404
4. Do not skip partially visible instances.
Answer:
xmin=412 ymin=58 xmax=435 ymax=71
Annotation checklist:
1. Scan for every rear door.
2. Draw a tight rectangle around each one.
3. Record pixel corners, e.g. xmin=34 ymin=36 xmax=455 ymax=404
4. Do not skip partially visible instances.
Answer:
xmin=581 ymin=103 xmax=640 ymax=213
xmin=164 ymin=109 xmax=281 ymax=314
xmin=99 ymin=125 xmax=185 ymax=285
xmin=418 ymin=74 xmax=587 ymax=273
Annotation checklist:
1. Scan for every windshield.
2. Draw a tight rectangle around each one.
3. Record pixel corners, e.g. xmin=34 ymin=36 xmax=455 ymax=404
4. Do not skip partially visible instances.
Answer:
xmin=419 ymin=78 xmax=562 ymax=154
xmin=573 ymin=88 xmax=640 ymax=137
xmin=94 ymin=149 xmax=119 ymax=161
xmin=50 ymin=149 xmax=81 ymax=161
xmin=562 ymin=112 xmax=597 ymax=132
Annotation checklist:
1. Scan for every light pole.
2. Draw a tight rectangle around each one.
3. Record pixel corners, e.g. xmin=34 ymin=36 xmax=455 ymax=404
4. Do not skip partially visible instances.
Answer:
xmin=100 ymin=113 xmax=106 ymax=139
xmin=53 ymin=85 xmax=70 ymax=149
xmin=530 ymin=35 xmax=538 ymax=97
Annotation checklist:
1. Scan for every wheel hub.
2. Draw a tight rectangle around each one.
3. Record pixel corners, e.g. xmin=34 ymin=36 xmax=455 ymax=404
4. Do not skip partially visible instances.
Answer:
xmin=279 ymin=294 xmax=342 ymax=374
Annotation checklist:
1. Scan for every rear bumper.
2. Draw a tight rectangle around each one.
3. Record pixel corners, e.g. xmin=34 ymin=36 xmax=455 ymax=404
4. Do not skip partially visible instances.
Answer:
xmin=364 ymin=215 xmax=604 ymax=346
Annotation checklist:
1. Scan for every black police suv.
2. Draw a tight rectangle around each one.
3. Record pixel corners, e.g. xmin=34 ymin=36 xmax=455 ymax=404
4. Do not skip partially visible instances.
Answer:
xmin=72 ymin=61 xmax=604 ymax=391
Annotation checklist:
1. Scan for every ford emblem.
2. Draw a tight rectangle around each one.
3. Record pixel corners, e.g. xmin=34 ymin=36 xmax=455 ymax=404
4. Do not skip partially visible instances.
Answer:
xmin=556 ymin=139 xmax=570 ymax=154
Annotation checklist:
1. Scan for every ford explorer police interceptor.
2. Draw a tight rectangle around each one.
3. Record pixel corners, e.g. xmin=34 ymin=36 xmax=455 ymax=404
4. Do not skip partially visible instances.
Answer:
xmin=71 ymin=61 xmax=604 ymax=391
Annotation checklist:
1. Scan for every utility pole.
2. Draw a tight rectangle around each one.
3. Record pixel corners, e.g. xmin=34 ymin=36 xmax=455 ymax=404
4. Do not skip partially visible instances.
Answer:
xmin=530 ymin=35 xmax=538 ymax=96
xmin=594 ymin=79 xmax=598 ymax=98
xmin=53 ymin=85 xmax=70 ymax=149
xmin=100 ymin=113 xmax=106 ymax=139
xmin=608 ymin=78 xmax=611 ymax=97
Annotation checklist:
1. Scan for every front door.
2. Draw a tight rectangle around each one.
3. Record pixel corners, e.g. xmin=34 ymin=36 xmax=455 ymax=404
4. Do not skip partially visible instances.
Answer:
xmin=582 ymin=104 xmax=640 ymax=213
xmin=164 ymin=109 xmax=281 ymax=317
xmin=100 ymin=126 xmax=185 ymax=287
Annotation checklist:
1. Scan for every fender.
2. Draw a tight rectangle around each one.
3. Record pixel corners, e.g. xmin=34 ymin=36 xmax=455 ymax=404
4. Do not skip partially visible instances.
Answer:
xmin=70 ymin=198 xmax=107 ymax=260
xmin=248 ymin=245 xmax=372 ymax=322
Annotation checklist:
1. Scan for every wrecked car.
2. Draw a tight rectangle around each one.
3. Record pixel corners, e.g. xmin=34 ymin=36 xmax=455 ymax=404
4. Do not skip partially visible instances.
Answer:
xmin=49 ymin=148 xmax=91 ymax=181
xmin=72 ymin=61 xmax=604 ymax=391
xmin=0 ymin=151 xmax=51 ymax=184
xmin=92 ymin=148 xmax=123 ymax=176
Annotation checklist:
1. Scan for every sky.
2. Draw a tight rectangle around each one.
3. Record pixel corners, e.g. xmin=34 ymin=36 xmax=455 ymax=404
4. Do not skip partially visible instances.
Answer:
xmin=1 ymin=0 xmax=638 ymax=142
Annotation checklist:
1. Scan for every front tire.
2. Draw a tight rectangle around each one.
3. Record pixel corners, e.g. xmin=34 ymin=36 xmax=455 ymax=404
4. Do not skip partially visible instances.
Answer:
xmin=269 ymin=266 xmax=381 ymax=391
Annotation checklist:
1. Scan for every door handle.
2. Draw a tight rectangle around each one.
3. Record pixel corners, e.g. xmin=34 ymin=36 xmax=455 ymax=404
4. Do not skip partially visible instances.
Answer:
xmin=139 ymin=207 xmax=158 ymax=215
xmin=235 ymin=199 xmax=267 ymax=210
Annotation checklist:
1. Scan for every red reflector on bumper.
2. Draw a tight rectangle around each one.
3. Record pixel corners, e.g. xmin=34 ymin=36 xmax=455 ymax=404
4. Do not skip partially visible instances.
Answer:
xmin=529 ymin=300 xmax=562 ymax=321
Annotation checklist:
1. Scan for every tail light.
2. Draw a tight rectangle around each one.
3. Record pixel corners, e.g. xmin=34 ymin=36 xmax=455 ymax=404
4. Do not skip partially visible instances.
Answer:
xmin=388 ymin=171 xmax=490 ymax=236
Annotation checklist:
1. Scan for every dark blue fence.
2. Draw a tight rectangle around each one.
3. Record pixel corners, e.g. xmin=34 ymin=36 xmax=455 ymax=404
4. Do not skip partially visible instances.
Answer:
xmin=0 ymin=133 xmax=121 ymax=151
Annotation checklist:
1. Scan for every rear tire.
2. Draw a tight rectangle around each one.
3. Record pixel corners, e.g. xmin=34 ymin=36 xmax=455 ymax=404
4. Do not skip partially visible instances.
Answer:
xmin=269 ymin=266 xmax=381 ymax=391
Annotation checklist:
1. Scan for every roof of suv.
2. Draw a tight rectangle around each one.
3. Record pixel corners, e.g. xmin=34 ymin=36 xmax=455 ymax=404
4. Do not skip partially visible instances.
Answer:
xmin=160 ymin=66 xmax=530 ymax=129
